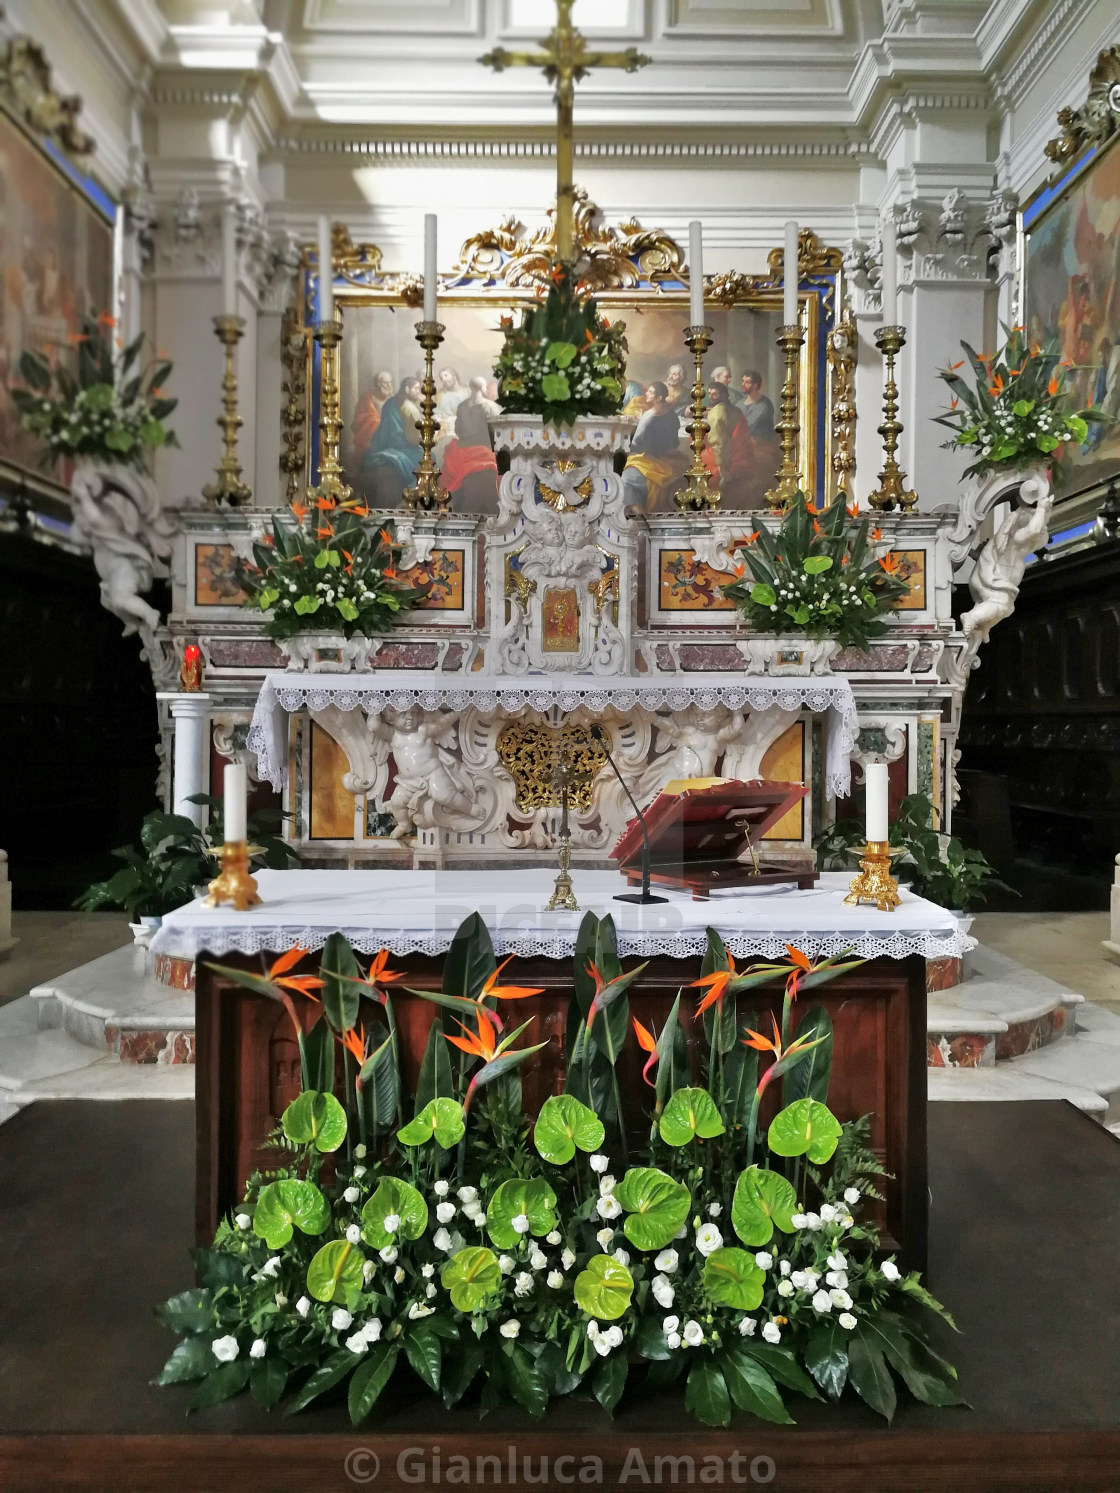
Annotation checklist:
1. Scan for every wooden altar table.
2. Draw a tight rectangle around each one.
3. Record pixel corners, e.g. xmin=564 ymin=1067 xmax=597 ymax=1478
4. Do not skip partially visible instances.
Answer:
xmin=151 ymin=869 xmax=971 ymax=1265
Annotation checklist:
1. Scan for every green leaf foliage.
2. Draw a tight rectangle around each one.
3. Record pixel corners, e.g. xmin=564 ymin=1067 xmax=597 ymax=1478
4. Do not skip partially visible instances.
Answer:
xmin=614 ymin=1167 xmax=692 ymax=1251
xmin=767 ymin=1098 xmax=842 ymax=1162
xmin=156 ymin=1288 xmax=213 ymax=1335
xmin=573 ymin=1254 xmax=634 ymax=1321
xmin=847 ymin=1330 xmax=897 ymax=1422
xmin=284 ymin=1349 xmax=356 ymax=1414
xmin=441 ymin=1246 xmax=502 ymax=1312
xmin=701 ymin=1247 xmax=765 ymax=1311
xmin=685 ymin=1358 xmax=731 ymax=1427
xmin=783 ymin=1004 xmax=833 ymax=1105
xmin=154 ymin=1336 xmax=214 ymax=1386
xmin=533 ymin=1093 xmax=605 ymax=1165
xmin=188 ymin=1360 xmax=250 ymax=1413
xmin=320 ymin=931 xmax=361 ymax=1032
xmin=348 ymin=1341 xmax=400 ymax=1423
xmin=253 ymin=1178 xmax=330 ymax=1249
xmin=658 ymin=1086 xmax=725 ymax=1146
xmin=486 ymin=1177 xmax=558 ymax=1250
xmin=414 ymin=1016 xmax=453 ymax=1112
xmin=281 ymin=1090 xmax=348 ymax=1154
xmin=361 ymin=1177 xmax=428 ymax=1248
xmin=397 ymin=1097 xmax=465 ymax=1149
xmin=719 ymin=1348 xmax=794 ymax=1423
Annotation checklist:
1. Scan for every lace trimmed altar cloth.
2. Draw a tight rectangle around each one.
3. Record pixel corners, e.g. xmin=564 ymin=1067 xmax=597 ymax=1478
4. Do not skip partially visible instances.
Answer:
xmin=246 ymin=671 xmax=860 ymax=801
xmin=151 ymin=868 xmax=972 ymax=963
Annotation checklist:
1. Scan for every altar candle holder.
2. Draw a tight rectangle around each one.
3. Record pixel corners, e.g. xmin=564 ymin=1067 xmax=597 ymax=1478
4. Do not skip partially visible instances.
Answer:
xmin=203 ymin=840 xmax=262 ymax=912
xmin=676 ymin=324 xmax=718 ymax=512
xmin=867 ymin=325 xmax=917 ymax=512
xmin=763 ymin=319 xmax=807 ymax=512
xmin=402 ymin=320 xmax=451 ymax=513
xmin=545 ymin=751 xmax=580 ymax=912
xmin=309 ymin=316 xmax=353 ymax=505
xmin=201 ymin=315 xmax=252 ymax=508
xmin=843 ymin=841 xmax=901 ymax=913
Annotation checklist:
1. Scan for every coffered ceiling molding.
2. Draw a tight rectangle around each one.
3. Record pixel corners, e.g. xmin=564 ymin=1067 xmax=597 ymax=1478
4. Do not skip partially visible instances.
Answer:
xmin=301 ymin=0 xmax=483 ymax=36
xmin=666 ymin=0 xmax=847 ymax=39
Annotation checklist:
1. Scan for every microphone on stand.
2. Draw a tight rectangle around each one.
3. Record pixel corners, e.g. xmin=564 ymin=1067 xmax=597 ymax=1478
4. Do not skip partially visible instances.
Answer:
xmin=590 ymin=722 xmax=668 ymax=905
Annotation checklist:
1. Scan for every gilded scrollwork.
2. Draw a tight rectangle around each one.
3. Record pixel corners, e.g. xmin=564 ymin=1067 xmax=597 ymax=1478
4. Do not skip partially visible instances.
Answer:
xmin=1044 ymin=45 xmax=1120 ymax=169
xmin=828 ymin=312 xmax=858 ymax=505
xmin=279 ymin=306 xmax=309 ymax=505
xmin=496 ymin=720 xmax=607 ymax=812
xmin=0 ymin=35 xmax=93 ymax=159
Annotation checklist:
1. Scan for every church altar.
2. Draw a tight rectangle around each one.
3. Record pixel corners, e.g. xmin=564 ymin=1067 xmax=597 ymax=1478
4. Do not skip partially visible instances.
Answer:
xmin=152 ymin=868 xmax=967 ymax=1262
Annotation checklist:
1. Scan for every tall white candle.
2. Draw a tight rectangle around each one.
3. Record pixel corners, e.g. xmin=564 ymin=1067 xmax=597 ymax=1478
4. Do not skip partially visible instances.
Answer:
xmin=224 ymin=762 xmax=247 ymax=844
xmin=317 ymin=216 xmax=333 ymax=323
xmin=688 ymin=220 xmax=704 ymax=328
xmin=864 ymin=761 xmax=890 ymax=845
xmin=220 ymin=207 xmax=237 ymax=318
xmin=880 ymin=218 xmax=898 ymax=326
xmin=423 ymin=214 xmax=438 ymax=323
xmin=783 ymin=220 xmax=799 ymax=326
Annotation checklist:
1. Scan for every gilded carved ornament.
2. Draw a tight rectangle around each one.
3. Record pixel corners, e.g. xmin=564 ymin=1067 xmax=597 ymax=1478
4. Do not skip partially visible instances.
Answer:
xmin=0 ymin=35 xmax=93 ymax=159
xmin=1045 ymin=45 xmax=1120 ymax=170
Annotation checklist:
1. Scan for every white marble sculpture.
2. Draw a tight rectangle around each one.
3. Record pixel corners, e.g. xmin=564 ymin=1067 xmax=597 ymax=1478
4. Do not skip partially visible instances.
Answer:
xmin=369 ymin=705 xmax=481 ymax=841
xmin=959 ymin=485 xmax=1053 ymax=647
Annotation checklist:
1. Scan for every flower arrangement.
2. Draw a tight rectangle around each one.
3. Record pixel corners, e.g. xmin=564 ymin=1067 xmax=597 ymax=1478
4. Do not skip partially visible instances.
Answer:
xmin=493 ymin=261 xmax=628 ymax=427
xmin=156 ymin=913 xmax=960 ymax=1427
xmin=720 ymin=496 xmax=909 ymax=653
xmin=11 ymin=314 xmax=178 ymax=469
xmin=934 ymin=325 xmax=1097 ymax=477
xmin=239 ymin=496 xmax=424 ymax=639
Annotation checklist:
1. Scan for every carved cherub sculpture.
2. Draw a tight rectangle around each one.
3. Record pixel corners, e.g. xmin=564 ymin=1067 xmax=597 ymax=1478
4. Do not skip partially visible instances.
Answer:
xmin=369 ymin=705 xmax=478 ymax=840
xmin=960 ymin=489 xmax=1054 ymax=646
xmin=638 ymin=706 xmax=745 ymax=802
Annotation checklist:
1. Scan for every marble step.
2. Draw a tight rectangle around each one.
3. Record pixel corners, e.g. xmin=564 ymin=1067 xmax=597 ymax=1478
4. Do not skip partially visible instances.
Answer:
xmin=927 ymin=945 xmax=1085 ymax=1068
xmin=29 ymin=944 xmax=195 ymax=1064
xmin=927 ymin=1063 xmax=1109 ymax=1112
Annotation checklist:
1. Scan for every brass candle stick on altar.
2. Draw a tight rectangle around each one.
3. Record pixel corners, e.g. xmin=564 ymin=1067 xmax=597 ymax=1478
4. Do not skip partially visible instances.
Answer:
xmin=676 ymin=325 xmax=718 ymax=512
xmin=403 ymin=320 xmax=451 ymax=512
xmin=843 ymin=841 xmax=901 ymax=913
xmin=309 ymin=317 xmax=353 ymax=505
xmin=763 ymin=319 xmax=807 ymax=512
xmin=545 ymin=750 xmax=581 ymax=912
xmin=203 ymin=840 xmax=261 ymax=912
xmin=867 ymin=325 xmax=917 ymax=512
xmin=201 ymin=315 xmax=252 ymax=508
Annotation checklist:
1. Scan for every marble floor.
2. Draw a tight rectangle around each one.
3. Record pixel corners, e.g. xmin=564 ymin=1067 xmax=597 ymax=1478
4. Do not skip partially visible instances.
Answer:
xmin=970 ymin=911 xmax=1120 ymax=1011
xmin=0 ymin=911 xmax=132 ymax=1008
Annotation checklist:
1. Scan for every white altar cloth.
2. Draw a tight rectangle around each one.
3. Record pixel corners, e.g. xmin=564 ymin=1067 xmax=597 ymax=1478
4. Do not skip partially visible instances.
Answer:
xmin=150 ymin=868 xmax=972 ymax=963
xmin=246 ymin=670 xmax=860 ymax=800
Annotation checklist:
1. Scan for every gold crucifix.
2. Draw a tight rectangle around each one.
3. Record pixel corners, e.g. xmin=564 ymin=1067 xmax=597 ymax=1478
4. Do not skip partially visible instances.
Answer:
xmin=481 ymin=1 xmax=650 ymax=262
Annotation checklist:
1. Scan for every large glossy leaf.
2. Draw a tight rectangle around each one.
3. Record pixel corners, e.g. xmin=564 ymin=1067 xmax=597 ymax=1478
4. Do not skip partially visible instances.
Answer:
xmin=253 ymin=1178 xmax=330 ymax=1249
xmin=320 ymin=931 xmax=361 ymax=1032
xmin=187 ymin=1360 xmax=250 ymax=1413
xmin=348 ymin=1340 xmax=400 ymax=1424
xmin=533 ymin=1093 xmax=605 ymax=1165
xmin=414 ymin=1016 xmax=452 ymax=1113
xmin=654 ymin=994 xmax=691 ymax=1111
xmin=573 ymin=1253 xmax=634 ymax=1321
xmin=804 ymin=1320 xmax=850 ymax=1400
xmin=404 ymin=1324 xmax=443 ymax=1392
xmin=718 ymin=1348 xmax=794 ymax=1424
xmin=744 ymin=1342 xmax=821 ymax=1401
xmin=281 ymin=1090 xmax=348 ymax=1153
xmin=684 ymin=1358 xmax=730 ymax=1427
xmin=284 ymin=1348 xmax=355 ymax=1414
xmin=847 ymin=1331 xmax=897 ymax=1422
xmin=359 ymin=1030 xmax=398 ymax=1134
xmin=442 ymin=911 xmax=496 ymax=1002
xmin=767 ymin=1098 xmax=842 ymax=1163
xmin=306 ymin=1241 xmax=365 ymax=1305
xmin=298 ymin=1016 xmax=335 ymax=1095
xmin=658 ymin=1086 xmax=725 ymax=1147
xmin=614 ymin=1167 xmax=692 ymax=1251
xmin=699 ymin=928 xmax=738 ymax=1056
xmin=501 ymin=1341 xmax=548 ymax=1418
xmin=441 ymin=1246 xmax=502 ymax=1311
xmin=361 ymin=1176 xmax=428 ymax=1248
xmin=398 ymin=1097 xmax=465 ymax=1149
xmin=156 ymin=1288 xmax=213 ymax=1335
xmin=250 ymin=1357 xmax=288 ymax=1410
xmin=731 ymin=1165 xmax=797 ymax=1246
xmin=572 ymin=912 xmax=601 ymax=1017
xmin=701 ymin=1247 xmax=765 ymax=1311
xmin=154 ymin=1336 xmax=213 ymax=1385
xmin=593 ymin=1351 xmax=628 ymax=1416
xmin=565 ymin=1018 xmax=616 ymax=1125
xmin=720 ymin=1023 xmax=759 ymax=1129
xmin=859 ymin=1314 xmax=966 ymax=1409
xmin=783 ymin=1005 xmax=833 ymax=1106
xmin=486 ymin=1177 xmax=557 ymax=1250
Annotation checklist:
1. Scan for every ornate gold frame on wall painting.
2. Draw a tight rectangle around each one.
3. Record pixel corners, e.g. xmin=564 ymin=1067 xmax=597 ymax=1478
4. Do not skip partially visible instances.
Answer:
xmin=286 ymin=196 xmax=851 ymax=509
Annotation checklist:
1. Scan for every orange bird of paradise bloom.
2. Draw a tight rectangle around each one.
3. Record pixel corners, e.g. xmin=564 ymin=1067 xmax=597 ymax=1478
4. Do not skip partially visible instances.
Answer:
xmin=339 ymin=1023 xmax=366 ymax=1066
xmin=632 ymin=1016 xmax=659 ymax=1086
xmin=878 ymin=552 xmax=902 ymax=574
xmin=691 ymin=948 xmax=739 ymax=1017
xmin=290 ymin=501 xmax=309 ymax=523
xmin=742 ymin=1012 xmax=825 ymax=1097
xmin=266 ymin=945 xmax=325 ymax=998
xmin=379 ymin=528 xmax=395 ymax=548
xmin=479 ymin=955 xmax=544 ymax=1003
xmin=445 ymin=1005 xmax=501 ymax=1063
xmin=846 ymin=503 xmax=860 ymax=519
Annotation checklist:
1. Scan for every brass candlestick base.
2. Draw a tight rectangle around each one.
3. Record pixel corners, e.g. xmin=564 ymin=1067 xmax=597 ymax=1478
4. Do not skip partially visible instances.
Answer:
xmin=546 ymin=829 xmax=579 ymax=912
xmin=843 ymin=840 xmax=901 ymax=913
xmin=203 ymin=840 xmax=261 ymax=912
xmin=202 ymin=316 xmax=252 ymax=508
xmin=309 ymin=319 xmax=353 ymax=506
xmin=764 ymin=321 xmax=806 ymax=512
xmin=867 ymin=325 xmax=917 ymax=512
xmin=403 ymin=320 xmax=451 ymax=512
xmin=677 ymin=325 xmax=718 ymax=511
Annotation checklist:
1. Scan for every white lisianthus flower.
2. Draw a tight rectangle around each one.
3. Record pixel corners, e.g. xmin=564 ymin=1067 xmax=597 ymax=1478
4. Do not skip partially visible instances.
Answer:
xmin=790 ymin=1213 xmax=808 ymax=1229
xmin=612 ymin=1248 xmax=630 ymax=1267
xmin=598 ymin=1175 xmax=617 ymax=1196
xmin=596 ymin=1195 xmax=622 ymax=1220
xmin=235 ymin=1213 xmax=251 ymax=1231
xmin=212 ymin=1336 xmax=240 ymax=1362
xmin=695 ymin=1223 xmax=723 ymax=1257
xmin=707 ymin=1202 xmax=722 ymax=1218
xmin=408 ymin=1302 xmax=434 ymax=1321
xmin=754 ymin=1252 xmax=772 ymax=1271
xmin=663 ymin=1315 xmax=680 ymax=1336
xmin=654 ymin=1248 xmax=679 ymax=1274
xmin=838 ymin=1312 xmax=857 ymax=1330
xmin=345 ymin=1224 xmax=361 ymax=1245
xmin=436 ymin=1202 xmax=456 ymax=1225
xmin=295 ymin=1296 xmax=311 ymax=1319
xmin=825 ymin=1270 xmax=849 ymax=1291
xmin=332 ymin=1308 xmax=354 ymax=1331
xmin=830 ymin=1288 xmax=853 ymax=1310
xmin=779 ymin=1260 xmax=791 ymax=1277
xmin=353 ymin=1165 xmax=367 ymax=1179
xmin=353 ymin=1143 xmax=367 ymax=1159
xmin=394 ymin=1267 xmax=406 ymax=1285
xmin=843 ymin=1187 xmax=860 ymax=1205
xmin=421 ymin=1264 xmax=435 ymax=1279
xmin=777 ymin=1279 xmax=794 ymax=1298
xmin=762 ymin=1321 xmax=782 ymax=1344
xmin=587 ymin=1321 xmax=600 ymax=1343
xmin=499 ymin=1254 xmax=515 ymax=1275
xmin=363 ymin=1260 xmax=376 ymax=1284
xmin=547 ymin=1270 xmax=565 ymax=1289
xmin=379 ymin=1245 xmax=399 ymax=1264
xmin=383 ymin=1213 xmax=401 ymax=1235
xmin=803 ymin=1269 xmax=820 ymax=1292
xmin=365 ymin=1320 xmax=382 ymax=1343
xmin=260 ymin=1257 xmax=281 ymax=1279
xmin=589 ymin=1155 xmax=610 ymax=1173
xmin=425 ymin=1282 xmax=437 ymax=1299
xmin=343 ymin=1186 xmax=360 ymax=1205
xmin=561 ymin=1248 xmax=576 ymax=1270
xmin=842 ymin=1214 xmax=854 ymax=1229
xmin=790 ymin=1271 xmax=808 ymax=1289
xmin=819 ymin=1204 xmax=838 ymax=1225
xmin=275 ymin=1293 xmax=287 ymax=1309
xmin=546 ymin=1230 xmax=562 ymax=1246
xmin=457 ymin=1186 xmax=478 ymax=1204
xmin=432 ymin=1229 xmax=453 ymax=1253
xmin=804 ymin=1213 xmax=823 ymax=1231
xmin=249 ymin=1338 xmax=266 ymax=1360
xmin=433 ymin=1180 xmax=450 ymax=1198
xmin=514 ymin=1272 xmax=534 ymax=1298
xmin=811 ymin=1290 xmax=833 ymax=1314
xmin=651 ymin=1275 xmax=675 ymax=1309
xmin=827 ymin=1251 xmax=847 ymax=1271
xmin=739 ymin=1318 xmax=757 ymax=1338
xmin=529 ymin=1250 xmax=547 ymax=1272
xmin=667 ymin=1331 xmax=682 ymax=1350
xmin=346 ymin=1332 xmax=368 ymax=1354
xmin=595 ymin=1228 xmax=614 ymax=1250
xmin=604 ymin=1326 xmax=624 ymax=1350
xmin=511 ymin=1213 xmax=531 ymax=1235
xmin=880 ymin=1259 xmax=901 ymax=1282
xmin=682 ymin=1320 xmax=704 ymax=1348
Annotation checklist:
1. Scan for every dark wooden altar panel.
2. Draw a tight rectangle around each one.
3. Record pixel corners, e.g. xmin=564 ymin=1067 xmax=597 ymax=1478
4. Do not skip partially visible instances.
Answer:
xmin=196 ymin=951 xmax=927 ymax=1265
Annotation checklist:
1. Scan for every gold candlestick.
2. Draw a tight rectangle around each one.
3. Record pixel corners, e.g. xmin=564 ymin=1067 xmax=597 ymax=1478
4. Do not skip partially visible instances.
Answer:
xmin=309 ymin=318 xmax=353 ymax=506
xmin=867 ymin=325 xmax=917 ymax=512
xmin=764 ymin=321 xmax=806 ymax=512
xmin=403 ymin=320 xmax=450 ymax=512
xmin=203 ymin=840 xmax=261 ymax=912
xmin=546 ymin=752 xmax=580 ymax=912
xmin=201 ymin=315 xmax=251 ymax=508
xmin=843 ymin=840 xmax=900 ymax=912
xmin=676 ymin=325 xmax=718 ymax=512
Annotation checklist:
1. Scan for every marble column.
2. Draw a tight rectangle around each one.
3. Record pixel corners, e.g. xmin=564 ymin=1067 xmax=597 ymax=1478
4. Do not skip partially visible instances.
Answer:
xmin=158 ymin=693 xmax=213 ymax=825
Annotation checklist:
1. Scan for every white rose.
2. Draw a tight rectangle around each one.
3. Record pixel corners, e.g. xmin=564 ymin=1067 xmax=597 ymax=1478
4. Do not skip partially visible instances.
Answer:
xmin=880 ymin=1259 xmax=901 ymax=1282
xmin=827 ymin=1252 xmax=847 ymax=1271
xmin=354 ymin=1143 xmax=367 ymax=1159
xmin=754 ymin=1252 xmax=772 ymax=1271
xmin=433 ymin=1180 xmax=450 ymax=1197
xmin=511 ymin=1213 xmax=531 ymax=1235
xmin=547 ymin=1270 xmax=564 ymax=1289
xmin=779 ymin=1260 xmax=791 ymax=1277
xmin=249 ymin=1338 xmax=266 ymax=1360
xmin=590 ymin=1154 xmax=609 ymax=1173
xmin=561 ymin=1248 xmax=576 ymax=1270
xmin=345 ymin=1332 xmax=368 ymax=1354
xmin=738 ymin=1317 xmax=757 ymax=1337
xmin=651 ymin=1275 xmax=675 ymax=1309
xmin=831 ymin=1288 xmax=853 ymax=1310
xmin=654 ymin=1248 xmax=679 ymax=1274
xmin=695 ymin=1223 xmax=723 ymax=1257
xmin=295 ymin=1296 xmax=311 ymax=1319
xmin=499 ymin=1318 xmax=521 ymax=1339
xmin=612 ymin=1248 xmax=630 ymax=1268
xmin=436 ymin=1202 xmax=456 ymax=1225
xmin=530 ymin=1249 xmax=548 ymax=1271
xmin=432 ymin=1229 xmax=453 ymax=1253
xmin=546 ymin=1230 xmax=562 ymax=1246
xmin=838 ymin=1312 xmax=857 ymax=1330
xmin=604 ymin=1326 xmax=624 ymax=1350
xmin=343 ymin=1186 xmax=360 ymax=1205
xmin=345 ymin=1224 xmax=361 ymax=1244
xmin=457 ymin=1186 xmax=478 ymax=1203
xmin=332 ymin=1308 xmax=353 ymax=1331
xmin=382 ymin=1213 xmax=401 ymax=1234
xmin=844 ymin=1187 xmax=860 ymax=1205
xmin=777 ymin=1279 xmax=794 ymax=1298
xmin=811 ymin=1290 xmax=833 ymax=1314
xmin=235 ymin=1213 xmax=251 ymax=1231
xmin=598 ymin=1175 xmax=617 ymax=1196
xmin=596 ymin=1195 xmax=621 ymax=1220
xmin=762 ymin=1321 xmax=782 ymax=1344
xmin=353 ymin=1165 xmax=367 ymax=1179
xmin=662 ymin=1315 xmax=680 ymax=1336
xmin=499 ymin=1254 xmax=515 ymax=1275
xmin=682 ymin=1320 xmax=704 ymax=1347
xmin=379 ymin=1245 xmax=398 ymax=1264
xmin=667 ymin=1331 xmax=682 ymax=1350
xmin=595 ymin=1228 xmax=614 ymax=1250
xmin=707 ymin=1202 xmax=722 ymax=1218
xmin=514 ymin=1272 xmax=534 ymax=1298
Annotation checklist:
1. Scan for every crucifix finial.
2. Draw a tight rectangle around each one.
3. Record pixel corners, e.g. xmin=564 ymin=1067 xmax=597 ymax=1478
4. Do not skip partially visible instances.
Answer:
xmin=481 ymin=2 xmax=650 ymax=261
